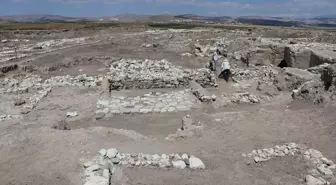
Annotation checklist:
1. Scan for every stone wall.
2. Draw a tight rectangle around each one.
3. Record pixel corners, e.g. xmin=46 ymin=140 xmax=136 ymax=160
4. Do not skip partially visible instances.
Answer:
xmin=107 ymin=59 xmax=217 ymax=90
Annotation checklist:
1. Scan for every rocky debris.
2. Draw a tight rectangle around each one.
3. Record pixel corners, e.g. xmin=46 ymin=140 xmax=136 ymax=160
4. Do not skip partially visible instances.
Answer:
xmin=66 ymin=112 xmax=78 ymax=117
xmin=13 ymin=98 xmax=26 ymax=106
xmin=0 ymin=114 xmax=23 ymax=122
xmin=244 ymin=143 xmax=299 ymax=164
xmin=96 ymin=90 xmax=197 ymax=117
xmin=1 ymin=39 xmax=8 ymax=43
xmin=190 ymin=80 xmax=215 ymax=103
xmin=172 ymin=160 xmax=187 ymax=169
xmin=107 ymin=59 xmax=216 ymax=90
xmin=310 ymin=49 xmax=336 ymax=68
xmin=229 ymin=93 xmax=262 ymax=104
xmin=165 ymin=115 xmax=203 ymax=141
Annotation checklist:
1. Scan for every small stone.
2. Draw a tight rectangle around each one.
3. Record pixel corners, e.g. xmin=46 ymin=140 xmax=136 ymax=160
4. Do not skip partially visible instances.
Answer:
xmin=110 ymin=158 xmax=121 ymax=164
xmin=181 ymin=154 xmax=188 ymax=160
xmin=254 ymin=157 xmax=260 ymax=163
xmin=317 ymin=165 xmax=333 ymax=176
xmin=14 ymin=98 xmax=26 ymax=106
xmin=99 ymin=149 xmax=107 ymax=156
xmin=66 ymin=112 xmax=78 ymax=117
xmin=135 ymin=160 xmax=141 ymax=166
xmin=174 ymin=154 xmax=182 ymax=160
xmin=305 ymin=175 xmax=325 ymax=185
xmin=321 ymin=158 xmax=334 ymax=166
xmin=172 ymin=160 xmax=187 ymax=169
xmin=309 ymin=149 xmax=324 ymax=159
xmin=211 ymin=95 xmax=217 ymax=101
xmin=106 ymin=148 xmax=118 ymax=159
xmin=99 ymin=156 xmax=109 ymax=169
xmin=304 ymin=155 xmax=311 ymax=160
xmin=86 ymin=164 xmax=101 ymax=172
xmin=161 ymin=154 xmax=168 ymax=159
xmin=284 ymin=148 xmax=289 ymax=155
xmin=159 ymin=158 xmax=171 ymax=168
xmin=152 ymin=154 xmax=160 ymax=161
xmin=242 ymin=153 xmax=247 ymax=157
xmin=189 ymin=156 xmax=205 ymax=169
xmin=84 ymin=161 xmax=95 ymax=168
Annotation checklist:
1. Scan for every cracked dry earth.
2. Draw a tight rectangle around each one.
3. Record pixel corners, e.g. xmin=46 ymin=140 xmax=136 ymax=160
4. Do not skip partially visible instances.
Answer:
xmin=1 ymin=26 xmax=336 ymax=185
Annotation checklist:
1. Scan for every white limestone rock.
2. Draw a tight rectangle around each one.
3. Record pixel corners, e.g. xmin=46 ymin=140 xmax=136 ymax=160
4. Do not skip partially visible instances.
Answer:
xmin=189 ymin=156 xmax=205 ymax=169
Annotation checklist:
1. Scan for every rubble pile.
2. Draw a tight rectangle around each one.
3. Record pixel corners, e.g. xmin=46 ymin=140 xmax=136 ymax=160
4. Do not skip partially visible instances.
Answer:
xmin=194 ymin=38 xmax=230 ymax=57
xmin=96 ymin=90 xmax=197 ymax=117
xmin=83 ymin=148 xmax=205 ymax=185
xmin=107 ymin=59 xmax=216 ymax=90
xmin=165 ymin=115 xmax=203 ymax=141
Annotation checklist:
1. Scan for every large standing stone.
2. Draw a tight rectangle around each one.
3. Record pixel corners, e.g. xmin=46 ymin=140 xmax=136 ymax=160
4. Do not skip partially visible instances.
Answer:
xmin=189 ymin=156 xmax=205 ymax=169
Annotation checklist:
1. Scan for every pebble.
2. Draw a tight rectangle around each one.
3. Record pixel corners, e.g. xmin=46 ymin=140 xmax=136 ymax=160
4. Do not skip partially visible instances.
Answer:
xmin=189 ymin=156 xmax=205 ymax=169
xmin=83 ymin=161 xmax=95 ymax=168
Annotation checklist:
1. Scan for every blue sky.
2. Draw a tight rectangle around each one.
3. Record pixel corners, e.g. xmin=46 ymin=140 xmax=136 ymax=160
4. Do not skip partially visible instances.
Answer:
xmin=1 ymin=0 xmax=336 ymax=18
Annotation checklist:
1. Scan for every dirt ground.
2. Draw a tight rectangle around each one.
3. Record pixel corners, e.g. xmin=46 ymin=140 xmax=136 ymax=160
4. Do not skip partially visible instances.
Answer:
xmin=0 ymin=26 xmax=336 ymax=185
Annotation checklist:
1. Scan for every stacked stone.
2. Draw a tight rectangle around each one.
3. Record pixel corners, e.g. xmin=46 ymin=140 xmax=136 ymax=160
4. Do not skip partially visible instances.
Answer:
xmin=244 ymin=143 xmax=299 ymax=164
xmin=83 ymin=148 xmax=205 ymax=185
xmin=107 ymin=59 xmax=216 ymax=90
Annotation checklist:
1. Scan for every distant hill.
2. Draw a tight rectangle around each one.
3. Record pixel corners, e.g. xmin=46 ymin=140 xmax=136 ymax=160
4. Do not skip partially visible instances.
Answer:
xmin=0 ymin=14 xmax=336 ymax=28
xmin=0 ymin=14 xmax=95 ymax=23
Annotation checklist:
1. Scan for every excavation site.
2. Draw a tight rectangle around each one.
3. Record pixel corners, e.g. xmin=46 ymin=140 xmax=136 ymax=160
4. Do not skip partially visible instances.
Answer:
xmin=1 ymin=24 xmax=336 ymax=185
